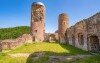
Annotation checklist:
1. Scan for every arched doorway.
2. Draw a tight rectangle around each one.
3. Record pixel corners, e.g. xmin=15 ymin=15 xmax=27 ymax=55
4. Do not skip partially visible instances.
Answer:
xmin=72 ymin=35 xmax=75 ymax=46
xmin=90 ymin=36 xmax=100 ymax=52
xmin=48 ymin=34 xmax=56 ymax=42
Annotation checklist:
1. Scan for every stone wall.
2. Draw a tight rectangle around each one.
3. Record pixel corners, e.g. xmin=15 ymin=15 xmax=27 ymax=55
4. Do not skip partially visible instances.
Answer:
xmin=0 ymin=34 xmax=32 ymax=49
xmin=74 ymin=20 xmax=88 ymax=50
xmin=66 ymin=26 xmax=75 ymax=45
xmin=66 ymin=12 xmax=100 ymax=51
xmin=45 ymin=33 xmax=58 ymax=42
xmin=66 ymin=20 xmax=88 ymax=50
xmin=0 ymin=42 xmax=2 ymax=52
xmin=86 ymin=13 xmax=100 ymax=51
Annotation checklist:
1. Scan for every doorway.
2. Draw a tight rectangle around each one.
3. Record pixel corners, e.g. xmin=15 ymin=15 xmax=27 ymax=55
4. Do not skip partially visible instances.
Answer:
xmin=90 ymin=36 xmax=100 ymax=52
xmin=72 ymin=35 xmax=75 ymax=46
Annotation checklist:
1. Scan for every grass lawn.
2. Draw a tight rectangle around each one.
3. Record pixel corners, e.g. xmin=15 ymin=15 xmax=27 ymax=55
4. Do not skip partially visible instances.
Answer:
xmin=0 ymin=42 xmax=100 ymax=63
xmin=8 ymin=42 xmax=88 ymax=55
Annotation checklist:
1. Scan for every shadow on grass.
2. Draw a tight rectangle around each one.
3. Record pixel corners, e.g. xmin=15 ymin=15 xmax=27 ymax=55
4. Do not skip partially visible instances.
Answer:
xmin=59 ymin=43 xmax=90 ymax=54
xmin=26 ymin=43 xmax=90 ymax=63
xmin=47 ymin=42 xmax=89 ymax=55
xmin=26 ymin=51 xmax=73 ymax=63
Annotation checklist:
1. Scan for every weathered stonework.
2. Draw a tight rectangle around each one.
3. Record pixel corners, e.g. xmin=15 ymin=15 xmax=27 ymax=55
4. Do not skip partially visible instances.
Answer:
xmin=65 ymin=12 xmax=100 ymax=52
xmin=45 ymin=33 xmax=58 ymax=42
xmin=31 ymin=2 xmax=46 ymax=42
xmin=58 ymin=13 xmax=69 ymax=44
xmin=1 ymin=34 xmax=32 ymax=49
xmin=18 ymin=34 xmax=33 ymax=43
xmin=0 ymin=1 xmax=99 ymax=53
xmin=0 ymin=42 xmax=2 ymax=52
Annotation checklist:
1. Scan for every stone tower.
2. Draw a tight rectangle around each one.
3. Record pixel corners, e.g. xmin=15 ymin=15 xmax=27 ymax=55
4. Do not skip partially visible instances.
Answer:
xmin=31 ymin=2 xmax=46 ymax=42
xmin=58 ymin=13 xmax=69 ymax=43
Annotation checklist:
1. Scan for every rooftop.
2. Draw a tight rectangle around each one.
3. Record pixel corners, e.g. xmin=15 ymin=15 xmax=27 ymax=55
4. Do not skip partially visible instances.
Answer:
xmin=32 ymin=2 xmax=45 ymax=6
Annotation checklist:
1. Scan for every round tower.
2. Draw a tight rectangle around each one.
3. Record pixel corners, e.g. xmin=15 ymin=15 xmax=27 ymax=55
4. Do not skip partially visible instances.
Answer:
xmin=31 ymin=2 xmax=46 ymax=42
xmin=58 ymin=13 xmax=69 ymax=43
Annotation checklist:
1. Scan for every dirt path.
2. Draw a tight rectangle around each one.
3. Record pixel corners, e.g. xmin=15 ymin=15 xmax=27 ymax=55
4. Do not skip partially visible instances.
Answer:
xmin=9 ymin=52 xmax=92 ymax=63
xmin=9 ymin=52 xmax=91 ymax=59
xmin=9 ymin=53 xmax=30 ymax=57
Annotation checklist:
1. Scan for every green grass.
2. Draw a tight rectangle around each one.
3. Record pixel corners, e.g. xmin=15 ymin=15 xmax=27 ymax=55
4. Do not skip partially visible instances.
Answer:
xmin=79 ymin=55 xmax=100 ymax=63
xmin=0 ymin=42 xmax=100 ymax=63
xmin=58 ymin=55 xmax=100 ymax=63
xmin=0 ymin=56 xmax=27 ymax=63
xmin=0 ymin=53 xmax=6 ymax=59
xmin=27 ymin=56 xmax=51 ymax=63
xmin=9 ymin=42 xmax=88 ymax=55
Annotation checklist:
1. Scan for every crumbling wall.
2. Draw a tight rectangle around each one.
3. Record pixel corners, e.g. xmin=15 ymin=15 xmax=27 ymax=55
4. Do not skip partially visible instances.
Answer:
xmin=66 ymin=20 xmax=88 ymax=50
xmin=74 ymin=20 xmax=88 ymax=50
xmin=0 ymin=42 xmax=2 ymax=52
xmin=1 ymin=34 xmax=33 ymax=49
xmin=86 ymin=13 xmax=100 ymax=51
xmin=45 ymin=33 xmax=58 ymax=42
xmin=66 ymin=12 xmax=100 ymax=51
xmin=66 ymin=26 xmax=75 ymax=45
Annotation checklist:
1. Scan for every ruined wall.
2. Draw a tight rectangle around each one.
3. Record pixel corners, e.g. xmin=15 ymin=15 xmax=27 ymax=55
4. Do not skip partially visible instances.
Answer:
xmin=0 ymin=42 xmax=2 ymax=52
xmin=74 ymin=20 xmax=88 ymax=50
xmin=66 ymin=12 xmax=100 ymax=51
xmin=66 ymin=20 xmax=88 ymax=50
xmin=58 ymin=13 xmax=69 ymax=44
xmin=18 ymin=34 xmax=33 ymax=43
xmin=66 ymin=26 xmax=75 ymax=45
xmin=31 ymin=2 xmax=46 ymax=42
xmin=45 ymin=33 xmax=58 ymax=42
xmin=86 ymin=13 xmax=100 ymax=51
xmin=1 ymin=34 xmax=32 ymax=49
xmin=55 ymin=33 xmax=58 ymax=41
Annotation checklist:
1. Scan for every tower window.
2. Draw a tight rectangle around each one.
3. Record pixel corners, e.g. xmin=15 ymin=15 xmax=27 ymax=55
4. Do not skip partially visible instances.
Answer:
xmin=34 ymin=30 xmax=37 ymax=33
xmin=40 ymin=17 xmax=42 ymax=20
xmin=64 ymin=22 xmax=66 ymax=25
xmin=34 ymin=18 xmax=38 ymax=22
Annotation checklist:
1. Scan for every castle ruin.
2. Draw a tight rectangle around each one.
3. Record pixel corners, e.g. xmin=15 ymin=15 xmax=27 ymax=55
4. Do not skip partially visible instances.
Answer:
xmin=65 ymin=13 xmax=100 ymax=52
xmin=58 ymin=13 xmax=69 ymax=44
xmin=31 ymin=2 xmax=46 ymax=42
xmin=0 ymin=2 xmax=100 ymax=52
xmin=31 ymin=2 xmax=100 ymax=52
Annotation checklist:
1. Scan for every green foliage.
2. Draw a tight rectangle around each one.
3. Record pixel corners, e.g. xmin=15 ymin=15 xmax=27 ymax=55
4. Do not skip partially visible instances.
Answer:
xmin=0 ymin=26 xmax=30 ymax=40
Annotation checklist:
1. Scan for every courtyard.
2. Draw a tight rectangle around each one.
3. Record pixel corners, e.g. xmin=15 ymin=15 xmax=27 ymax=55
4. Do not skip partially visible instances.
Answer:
xmin=0 ymin=42 xmax=100 ymax=63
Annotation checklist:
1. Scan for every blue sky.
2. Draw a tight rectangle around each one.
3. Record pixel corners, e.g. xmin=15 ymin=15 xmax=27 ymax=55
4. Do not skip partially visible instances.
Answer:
xmin=0 ymin=0 xmax=100 ymax=33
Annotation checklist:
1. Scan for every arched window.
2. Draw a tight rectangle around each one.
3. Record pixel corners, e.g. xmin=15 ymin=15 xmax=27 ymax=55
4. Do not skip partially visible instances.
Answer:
xmin=34 ymin=30 xmax=37 ymax=33
xmin=78 ymin=33 xmax=84 ymax=45
xmin=64 ymin=22 xmax=66 ymax=25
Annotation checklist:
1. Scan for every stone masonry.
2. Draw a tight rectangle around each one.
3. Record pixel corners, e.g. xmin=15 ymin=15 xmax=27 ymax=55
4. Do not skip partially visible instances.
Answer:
xmin=0 ymin=42 xmax=2 ymax=52
xmin=0 ymin=34 xmax=32 ymax=49
xmin=31 ymin=2 xmax=46 ymax=42
xmin=58 ymin=13 xmax=69 ymax=44
xmin=45 ymin=33 xmax=58 ymax=42
xmin=65 ymin=12 xmax=100 ymax=52
xmin=0 ymin=2 xmax=99 ymax=53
